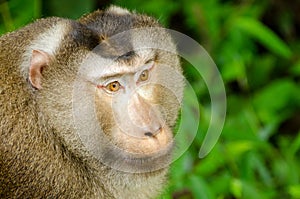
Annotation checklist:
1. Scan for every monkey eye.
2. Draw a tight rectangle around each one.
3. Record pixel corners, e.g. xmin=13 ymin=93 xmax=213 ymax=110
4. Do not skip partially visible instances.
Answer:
xmin=139 ymin=69 xmax=149 ymax=82
xmin=105 ymin=81 xmax=121 ymax=92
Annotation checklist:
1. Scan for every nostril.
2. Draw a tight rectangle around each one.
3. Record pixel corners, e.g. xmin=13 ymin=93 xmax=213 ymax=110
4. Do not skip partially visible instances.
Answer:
xmin=144 ymin=132 xmax=153 ymax=137
xmin=144 ymin=126 xmax=162 ymax=137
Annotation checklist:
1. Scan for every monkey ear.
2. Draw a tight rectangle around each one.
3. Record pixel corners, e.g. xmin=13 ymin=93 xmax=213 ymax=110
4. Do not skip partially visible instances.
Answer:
xmin=29 ymin=50 xmax=50 ymax=90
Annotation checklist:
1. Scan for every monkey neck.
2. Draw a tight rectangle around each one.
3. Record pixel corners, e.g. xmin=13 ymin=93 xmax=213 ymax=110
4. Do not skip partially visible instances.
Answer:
xmin=92 ymin=166 xmax=169 ymax=198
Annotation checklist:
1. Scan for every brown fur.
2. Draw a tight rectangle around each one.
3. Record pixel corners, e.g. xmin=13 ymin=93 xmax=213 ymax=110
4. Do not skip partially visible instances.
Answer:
xmin=0 ymin=6 xmax=183 ymax=199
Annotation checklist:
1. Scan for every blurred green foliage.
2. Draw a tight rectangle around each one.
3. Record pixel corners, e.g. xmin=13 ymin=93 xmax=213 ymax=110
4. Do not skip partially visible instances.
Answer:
xmin=1 ymin=0 xmax=300 ymax=198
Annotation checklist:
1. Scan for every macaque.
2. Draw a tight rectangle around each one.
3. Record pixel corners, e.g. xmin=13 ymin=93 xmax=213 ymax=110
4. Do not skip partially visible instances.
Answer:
xmin=0 ymin=5 xmax=183 ymax=199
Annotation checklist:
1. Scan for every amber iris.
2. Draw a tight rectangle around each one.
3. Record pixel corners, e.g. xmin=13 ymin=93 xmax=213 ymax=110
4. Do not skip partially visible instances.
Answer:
xmin=106 ymin=81 xmax=121 ymax=92
xmin=139 ymin=70 xmax=149 ymax=81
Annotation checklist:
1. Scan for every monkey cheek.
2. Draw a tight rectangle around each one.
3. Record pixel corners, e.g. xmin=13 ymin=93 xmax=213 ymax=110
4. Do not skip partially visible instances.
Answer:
xmin=113 ymin=125 xmax=173 ymax=156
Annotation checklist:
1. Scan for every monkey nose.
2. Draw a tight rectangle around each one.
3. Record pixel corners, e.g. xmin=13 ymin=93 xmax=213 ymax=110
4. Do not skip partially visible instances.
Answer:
xmin=144 ymin=126 xmax=162 ymax=138
xmin=144 ymin=132 xmax=154 ymax=137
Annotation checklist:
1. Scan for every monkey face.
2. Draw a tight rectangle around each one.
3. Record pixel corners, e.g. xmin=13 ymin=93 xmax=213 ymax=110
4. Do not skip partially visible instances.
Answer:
xmin=94 ymin=58 xmax=172 ymax=150
xmin=82 ymin=47 xmax=183 ymax=173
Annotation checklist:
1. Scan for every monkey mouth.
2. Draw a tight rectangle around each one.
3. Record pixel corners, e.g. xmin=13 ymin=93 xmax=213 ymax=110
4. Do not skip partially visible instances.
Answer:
xmin=100 ymin=140 xmax=174 ymax=173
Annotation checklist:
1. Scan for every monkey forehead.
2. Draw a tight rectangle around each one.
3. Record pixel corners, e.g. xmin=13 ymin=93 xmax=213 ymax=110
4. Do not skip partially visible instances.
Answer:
xmin=79 ymin=51 xmax=153 ymax=80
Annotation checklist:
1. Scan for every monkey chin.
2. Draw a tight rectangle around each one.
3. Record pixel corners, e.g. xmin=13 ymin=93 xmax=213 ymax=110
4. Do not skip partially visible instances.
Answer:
xmin=102 ymin=144 xmax=174 ymax=174
xmin=100 ymin=137 xmax=174 ymax=174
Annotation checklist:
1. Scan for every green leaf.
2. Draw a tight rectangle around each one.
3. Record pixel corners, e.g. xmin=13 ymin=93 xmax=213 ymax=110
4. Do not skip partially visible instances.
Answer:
xmin=188 ymin=176 xmax=214 ymax=199
xmin=194 ymin=144 xmax=225 ymax=177
xmin=222 ymin=55 xmax=246 ymax=82
xmin=289 ymin=132 xmax=300 ymax=156
xmin=288 ymin=185 xmax=300 ymax=198
xmin=242 ymin=180 xmax=272 ymax=199
xmin=253 ymin=79 xmax=298 ymax=123
xmin=252 ymin=154 xmax=273 ymax=187
xmin=0 ymin=1 xmax=14 ymax=33
xmin=226 ymin=141 xmax=255 ymax=158
xmin=230 ymin=178 xmax=243 ymax=198
xmin=43 ymin=0 xmax=95 ymax=19
xmin=290 ymin=60 xmax=300 ymax=76
xmin=234 ymin=17 xmax=292 ymax=59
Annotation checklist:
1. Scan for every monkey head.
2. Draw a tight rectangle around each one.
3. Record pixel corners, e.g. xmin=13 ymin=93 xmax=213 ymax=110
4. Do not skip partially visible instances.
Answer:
xmin=27 ymin=6 xmax=184 ymax=174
